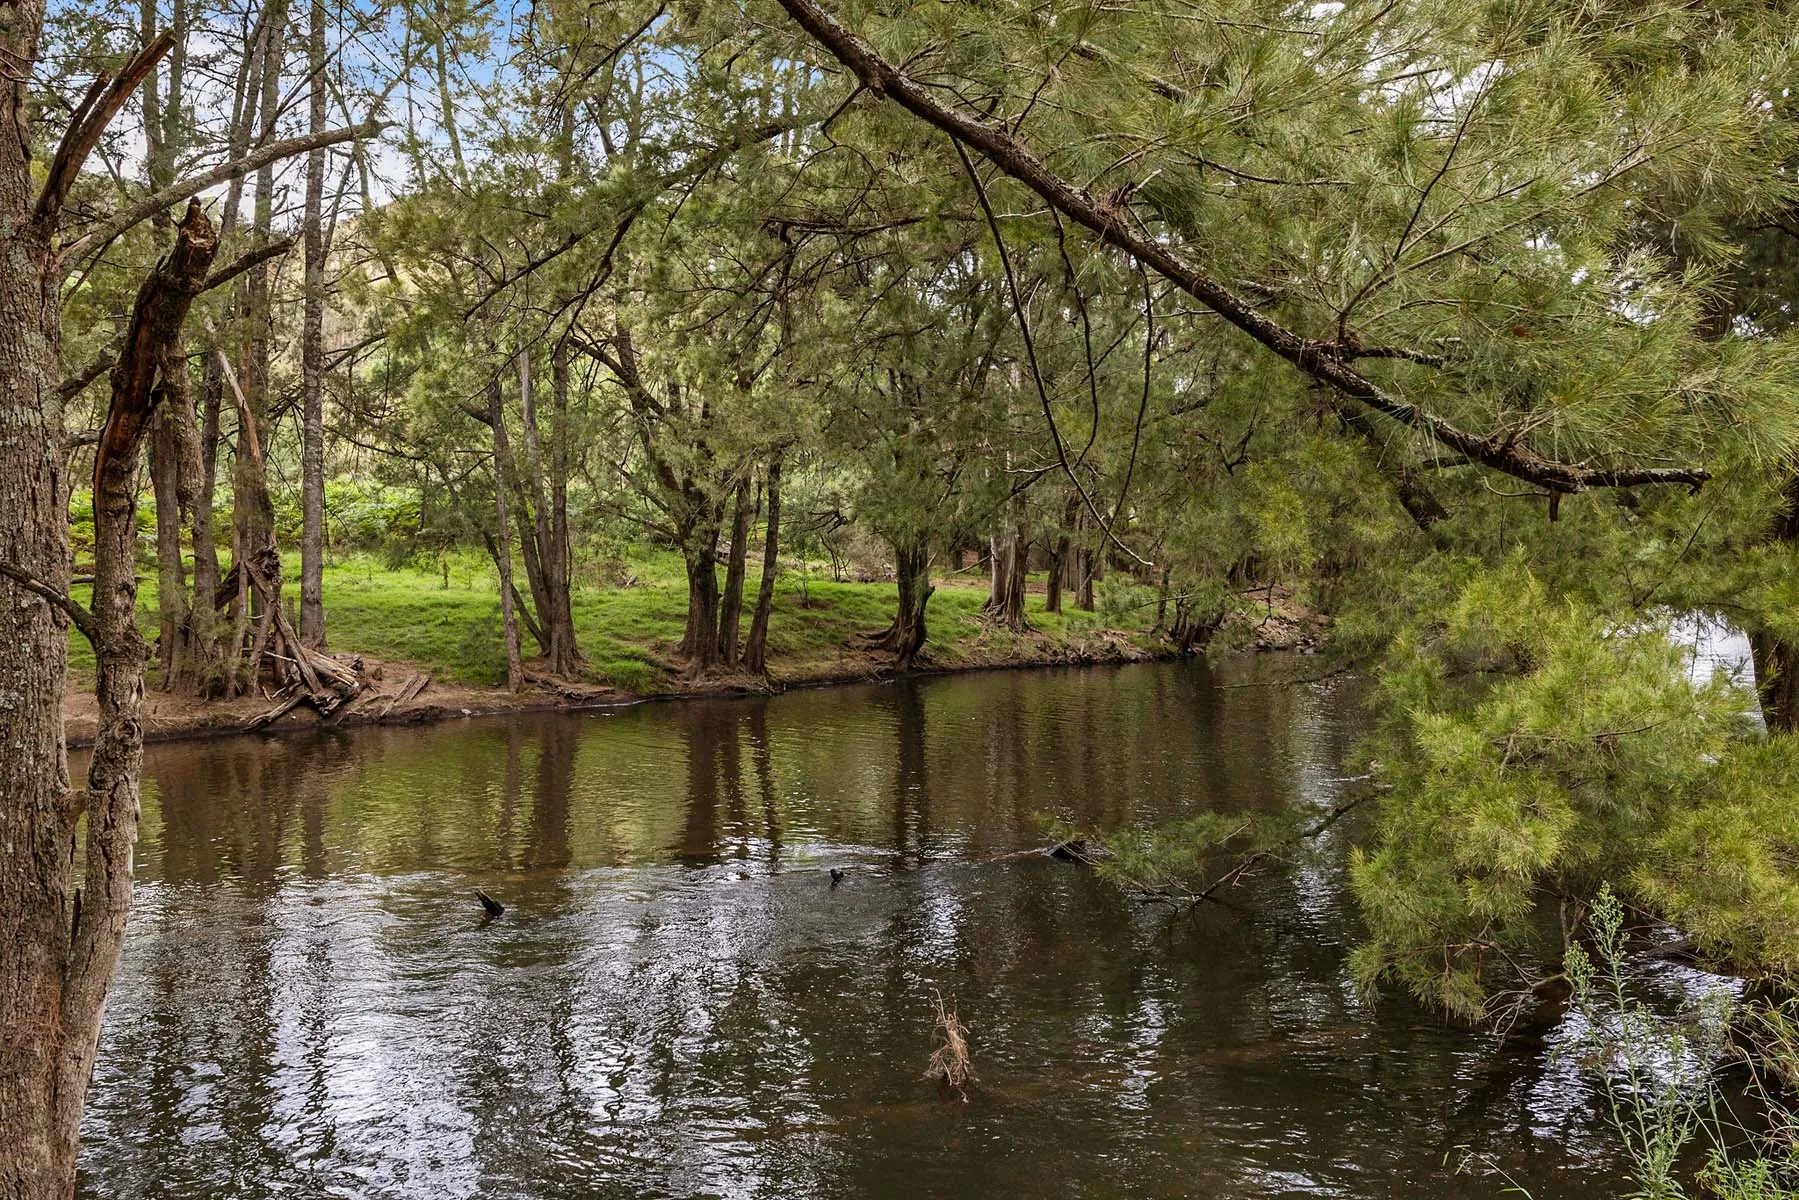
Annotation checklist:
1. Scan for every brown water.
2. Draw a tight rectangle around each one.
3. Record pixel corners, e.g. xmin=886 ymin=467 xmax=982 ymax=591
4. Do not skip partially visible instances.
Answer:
xmin=76 ymin=659 xmax=1697 ymax=1198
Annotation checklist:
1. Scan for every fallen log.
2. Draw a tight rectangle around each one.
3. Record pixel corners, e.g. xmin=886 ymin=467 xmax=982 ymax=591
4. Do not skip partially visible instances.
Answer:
xmin=246 ymin=690 xmax=306 ymax=731
xmin=375 ymin=671 xmax=430 ymax=719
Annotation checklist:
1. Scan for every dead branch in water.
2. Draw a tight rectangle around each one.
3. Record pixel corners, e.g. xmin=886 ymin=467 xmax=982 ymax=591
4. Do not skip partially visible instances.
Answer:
xmin=925 ymin=991 xmax=975 ymax=1098
xmin=1125 ymin=790 xmax=1379 ymax=907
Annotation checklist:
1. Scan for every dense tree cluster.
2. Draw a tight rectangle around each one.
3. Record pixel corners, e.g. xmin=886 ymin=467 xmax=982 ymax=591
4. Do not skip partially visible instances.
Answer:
xmin=7 ymin=0 xmax=1799 ymax=1193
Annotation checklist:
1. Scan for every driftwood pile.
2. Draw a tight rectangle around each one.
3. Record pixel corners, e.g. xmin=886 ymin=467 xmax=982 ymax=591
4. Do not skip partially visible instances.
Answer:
xmin=245 ymin=649 xmax=431 ymax=732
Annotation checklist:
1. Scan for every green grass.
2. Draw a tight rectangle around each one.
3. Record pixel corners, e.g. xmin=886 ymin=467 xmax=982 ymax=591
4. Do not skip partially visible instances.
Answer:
xmin=67 ymin=548 xmax=1155 ymax=693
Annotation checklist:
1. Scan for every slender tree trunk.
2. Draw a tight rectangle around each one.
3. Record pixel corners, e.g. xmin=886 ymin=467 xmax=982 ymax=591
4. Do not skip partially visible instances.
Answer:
xmin=164 ymin=345 xmax=225 ymax=694
xmin=488 ymin=378 xmax=524 ymax=691
xmin=298 ymin=0 xmax=328 ymax=647
xmin=985 ymin=533 xmax=1007 ymax=612
xmin=512 ymin=350 xmax=549 ymax=647
xmin=231 ymin=0 xmax=287 ymax=678
xmin=744 ymin=455 xmax=782 ymax=675
xmin=200 ymin=1 xmax=266 ymax=612
xmin=1046 ymin=492 xmax=1077 ymax=615
xmin=546 ymin=340 xmax=578 ymax=675
xmin=1074 ymin=513 xmax=1096 ymax=613
xmin=149 ymin=406 xmax=187 ymax=677
xmin=717 ymin=475 xmax=752 ymax=668
xmin=513 ymin=347 xmax=578 ymax=673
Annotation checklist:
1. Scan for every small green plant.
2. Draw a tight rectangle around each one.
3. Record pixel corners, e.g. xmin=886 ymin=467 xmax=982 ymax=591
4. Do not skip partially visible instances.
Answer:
xmin=1563 ymin=886 xmax=1797 ymax=1200
xmin=1566 ymin=886 xmax=1728 ymax=1199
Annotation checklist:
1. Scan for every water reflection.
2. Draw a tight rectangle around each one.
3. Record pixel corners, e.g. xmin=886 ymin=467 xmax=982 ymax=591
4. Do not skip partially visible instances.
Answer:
xmin=81 ymin=661 xmax=1639 ymax=1199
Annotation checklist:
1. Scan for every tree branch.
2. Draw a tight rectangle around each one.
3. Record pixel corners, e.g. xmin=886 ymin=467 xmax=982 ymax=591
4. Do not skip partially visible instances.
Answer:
xmin=35 ymin=31 xmax=176 ymax=228
xmin=200 ymin=236 xmax=296 ymax=293
xmin=773 ymin=0 xmax=1710 ymax=495
xmin=0 ymin=563 xmax=100 ymax=643
xmin=59 ymin=120 xmax=381 ymax=267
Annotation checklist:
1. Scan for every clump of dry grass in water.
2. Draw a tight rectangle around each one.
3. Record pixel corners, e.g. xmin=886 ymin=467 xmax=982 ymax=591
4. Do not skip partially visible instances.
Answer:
xmin=925 ymin=990 xmax=975 ymax=1098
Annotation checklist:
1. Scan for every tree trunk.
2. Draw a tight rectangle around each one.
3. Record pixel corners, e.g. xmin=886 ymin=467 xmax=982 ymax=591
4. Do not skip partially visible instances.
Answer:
xmin=1045 ymin=539 xmax=1065 ymax=614
xmin=545 ymin=340 xmax=578 ymax=675
xmin=80 ymin=205 xmax=217 ymax=1200
xmin=892 ymin=539 xmax=935 ymax=672
xmin=220 ymin=349 xmax=281 ymax=693
xmin=149 ymin=406 xmax=187 ymax=678
xmin=229 ymin=0 xmax=287 ymax=687
xmin=1752 ymin=473 xmax=1799 ymax=732
xmin=0 ymin=7 xmax=75 ymax=1183
xmin=717 ymin=475 xmax=753 ymax=668
xmin=680 ymin=528 xmax=723 ymax=671
xmin=744 ymin=455 xmax=782 ymax=675
xmin=507 ymin=351 xmax=549 ymax=654
xmin=984 ymin=515 xmax=1031 ymax=631
xmin=487 ymin=378 xmax=525 ymax=691
xmin=164 ymin=344 xmax=226 ymax=695
xmin=513 ymin=346 xmax=579 ymax=674
xmin=1046 ymin=492 xmax=1077 ymax=615
xmin=985 ymin=533 xmax=1007 ymax=613
xmin=0 ymin=195 xmax=215 ymax=1200
xmin=298 ymin=0 xmax=328 ymax=647
xmin=240 ymin=0 xmax=285 ymax=542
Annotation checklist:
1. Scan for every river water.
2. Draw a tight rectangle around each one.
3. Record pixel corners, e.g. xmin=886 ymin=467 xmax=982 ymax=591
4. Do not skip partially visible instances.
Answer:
xmin=76 ymin=659 xmax=1697 ymax=1198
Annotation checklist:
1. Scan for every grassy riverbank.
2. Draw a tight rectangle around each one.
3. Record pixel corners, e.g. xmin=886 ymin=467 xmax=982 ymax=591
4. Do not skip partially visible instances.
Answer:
xmin=69 ymin=550 xmax=1169 ymax=689
xmin=65 ymin=549 xmax=1302 ymax=743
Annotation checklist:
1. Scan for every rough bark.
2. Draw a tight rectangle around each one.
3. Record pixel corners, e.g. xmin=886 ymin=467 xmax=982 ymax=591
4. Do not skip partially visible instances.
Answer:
xmin=860 ymin=533 xmax=934 ymax=671
xmin=983 ymin=509 xmax=1031 ymax=632
xmin=219 ymin=349 xmax=281 ymax=694
xmin=717 ymin=475 xmax=753 ymax=667
xmin=0 ymin=2 xmax=75 ymax=1187
xmin=743 ymin=455 xmax=782 ymax=675
xmin=891 ymin=540 xmax=935 ymax=672
xmin=164 ymin=343 xmax=226 ymax=694
xmin=298 ymin=0 xmax=328 ymax=647
xmin=488 ymin=378 xmax=525 ymax=691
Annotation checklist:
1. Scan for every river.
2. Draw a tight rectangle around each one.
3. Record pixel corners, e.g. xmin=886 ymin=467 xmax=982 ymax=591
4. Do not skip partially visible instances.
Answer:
xmin=76 ymin=659 xmax=1713 ymax=1198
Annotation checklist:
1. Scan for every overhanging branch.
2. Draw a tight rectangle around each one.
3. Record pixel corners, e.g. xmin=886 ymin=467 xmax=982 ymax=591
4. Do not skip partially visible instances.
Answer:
xmin=773 ymin=0 xmax=1710 ymax=495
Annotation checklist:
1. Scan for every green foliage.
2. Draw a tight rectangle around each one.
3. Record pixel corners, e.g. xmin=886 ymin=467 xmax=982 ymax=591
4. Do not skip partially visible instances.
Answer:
xmin=1349 ymin=560 xmax=1799 ymax=1019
